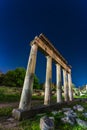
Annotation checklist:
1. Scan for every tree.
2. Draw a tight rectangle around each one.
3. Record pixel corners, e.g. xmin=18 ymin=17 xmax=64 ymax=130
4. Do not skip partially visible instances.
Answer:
xmin=0 ymin=74 xmax=5 ymax=86
xmin=3 ymin=68 xmax=26 ymax=87
xmin=1 ymin=67 xmax=41 ymax=89
xmin=33 ymin=75 xmax=41 ymax=89
xmin=14 ymin=68 xmax=26 ymax=87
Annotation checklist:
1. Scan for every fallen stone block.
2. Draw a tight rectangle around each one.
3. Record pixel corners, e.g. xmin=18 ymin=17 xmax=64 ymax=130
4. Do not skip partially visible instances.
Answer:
xmin=76 ymin=118 xmax=87 ymax=128
xmin=40 ymin=116 xmax=54 ymax=130
xmin=61 ymin=116 xmax=76 ymax=125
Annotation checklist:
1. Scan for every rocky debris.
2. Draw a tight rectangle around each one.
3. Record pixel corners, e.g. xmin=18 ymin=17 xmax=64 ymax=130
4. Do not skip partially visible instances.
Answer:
xmin=58 ymin=110 xmax=62 ymax=113
xmin=61 ymin=109 xmax=77 ymax=125
xmin=73 ymin=105 xmax=84 ymax=112
xmin=64 ymin=110 xmax=77 ymax=118
xmin=40 ymin=105 xmax=87 ymax=129
xmin=61 ymin=105 xmax=87 ymax=128
xmin=83 ymin=112 xmax=87 ymax=118
xmin=62 ymin=108 xmax=71 ymax=112
xmin=76 ymin=118 xmax=87 ymax=128
xmin=40 ymin=116 xmax=54 ymax=130
xmin=61 ymin=116 xmax=76 ymax=125
xmin=51 ymin=110 xmax=62 ymax=116
xmin=51 ymin=111 xmax=58 ymax=115
xmin=7 ymin=118 xmax=15 ymax=122
xmin=64 ymin=109 xmax=73 ymax=114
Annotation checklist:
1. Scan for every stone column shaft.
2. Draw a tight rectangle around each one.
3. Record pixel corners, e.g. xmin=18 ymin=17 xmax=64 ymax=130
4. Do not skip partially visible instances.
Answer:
xmin=44 ymin=56 xmax=52 ymax=105
xmin=63 ymin=69 xmax=69 ymax=101
xmin=19 ymin=43 xmax=38 ymax=110
xmin=56 ymin=64 xmax=62 ymax=103
xmin=68 ymin=73 xmax=73 ymax=101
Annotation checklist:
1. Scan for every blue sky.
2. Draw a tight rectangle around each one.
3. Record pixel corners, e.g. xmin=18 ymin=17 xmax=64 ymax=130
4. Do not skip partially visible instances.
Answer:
xmin=0 ymin=0 xmax=87 ymax=86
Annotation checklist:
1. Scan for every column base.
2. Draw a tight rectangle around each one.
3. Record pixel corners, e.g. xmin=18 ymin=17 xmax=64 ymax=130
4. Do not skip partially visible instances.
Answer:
xmin=12 ymin=99 xmax=85 ymax=121
xmin=12 ymin=108 xmax=37 ymax=121
xmin=12 ymin=109 xmax=24 ymax=121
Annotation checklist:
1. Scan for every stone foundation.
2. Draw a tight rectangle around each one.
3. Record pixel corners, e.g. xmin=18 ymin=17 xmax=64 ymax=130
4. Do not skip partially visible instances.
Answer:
xmin=12 ymin=99 xmax=84 ymax=121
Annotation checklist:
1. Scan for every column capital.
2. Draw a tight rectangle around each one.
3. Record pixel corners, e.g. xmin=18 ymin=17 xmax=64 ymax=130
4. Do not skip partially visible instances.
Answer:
xmin=30 ymin=36 xmax=38 ymax=46
xmin=45 ymin=55 xmax=52 ymax=59
xmin=56 ymin=63 xmax=61 ymax=67
xmin=68 ymin=69 xmax=71 ymax=74
xmin=62 ymin=68 xmax=66 ymax=72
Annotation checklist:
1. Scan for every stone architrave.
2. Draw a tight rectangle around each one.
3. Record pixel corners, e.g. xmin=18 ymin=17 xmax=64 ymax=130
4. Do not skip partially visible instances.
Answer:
xmin=56 ymin=64 xmax=62 ymax=103
xmin=19 ymin=43 xmax=38 ymax=111
xmin=44 ymin=56 xmax=52 ymax=105
xmin=63 ymin=69 xmax=69 ymax=101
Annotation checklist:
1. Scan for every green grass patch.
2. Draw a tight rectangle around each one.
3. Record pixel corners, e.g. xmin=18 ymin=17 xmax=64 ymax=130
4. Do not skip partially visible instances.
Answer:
xmin=0 ymin=86 xmax=87 ymax=130
xmin=19 ymin=117 xmax=40 ymax=130
xmin=0 ymin=86 xmax=21 ymax=102
xmin=32 ymin=95 xmax=44 ymax=100
xmin=0 ymin=107 xmax=13 ymax=116
xmin=74 ymin=94 xmax=87 ymax=99
xmin=0 ymin=101 xmax=87 ymax=130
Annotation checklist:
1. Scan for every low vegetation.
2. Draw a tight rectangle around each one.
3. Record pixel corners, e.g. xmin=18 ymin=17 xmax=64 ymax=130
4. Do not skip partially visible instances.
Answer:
xmin=0 ymin=68 xmax=87 ymax=129
xmin=0 ymin=107 xmax=13 ymax=117
xmin=0 ymin=86 xmax=21 ymax=102
xmin=0 ymin=86 xmax=87 ymax=129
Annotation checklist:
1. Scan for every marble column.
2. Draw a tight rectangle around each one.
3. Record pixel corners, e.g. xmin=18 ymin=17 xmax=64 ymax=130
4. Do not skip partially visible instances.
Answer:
xmin=68 ymin=73 xmax=73 ymax=101
xmin=19 ymin=43 xmax=38 ymax=111
xmin=63 ymin=69 xmax=69 ymax=101
xmin=44 ymin=56 xmax=52 ymax=105
xmin=56 ymin=64 xmax=62 ymax=103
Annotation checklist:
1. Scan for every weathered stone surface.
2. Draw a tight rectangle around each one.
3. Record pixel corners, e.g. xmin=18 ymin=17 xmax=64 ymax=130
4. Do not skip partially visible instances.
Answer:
xmin=44 ymin=56 xmax=52 ymax=105
xmin=64 ymin=110 xmax=77 ymax=118
xmin=62 ymin=108 xmax=71 ymax=112
xmin=68 ymin=73 xmax=73 ymax=101
xmin=7 ymin=118 xmax=15 ymax=122
xmin=58 ymin=110 xmax=62 ymax=113
xmin=61 ymin=108 xmax=78 ymax=125
xmin=73 ymin=105 xmax=84 ymax=112
xmin=56 ymin=64 xmax=62 ymax=103
xmin=61 ymin=116 xmax=76 ymax=125
xmin=40 ymin=116 xmax=54 ymax=130
xmin=76 ymin=118 xmax=87 ymax=128
xmin=13 ymin=100 xmax=82 ymax=120
xmin=51 ymin=111 xmax=58 ymax=115
xmin=19 ymin=44 xmax=38 ymax=111
xmin=63 ymin=69 xmax=69 ymax=102
xmin=83 ymin=113 xmax=87 ymax=118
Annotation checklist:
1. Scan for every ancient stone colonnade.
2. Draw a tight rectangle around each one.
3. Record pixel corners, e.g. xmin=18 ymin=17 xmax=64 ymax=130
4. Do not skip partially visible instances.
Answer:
xmin=13 ymin=34 xmax=73 ymax=120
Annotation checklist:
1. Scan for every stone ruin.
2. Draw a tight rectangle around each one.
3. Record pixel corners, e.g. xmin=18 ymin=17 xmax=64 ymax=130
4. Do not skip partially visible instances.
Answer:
xmin=12 ymin=33 xmax=73 ymax=120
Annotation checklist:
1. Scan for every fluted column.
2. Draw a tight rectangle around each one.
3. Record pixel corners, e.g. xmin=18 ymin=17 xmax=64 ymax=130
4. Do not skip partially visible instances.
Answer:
xmin=68 ymin=73 xmax=73 ymax=101
xmin=56 ymin=64 xmax=62 ymax=103
xmin=44 ymin=56 xmax=52 ymax=105
xmin=63 ymin=69 xmax=69 ymax=101
xmin=19 ymin=43 xmax=38 ymax=110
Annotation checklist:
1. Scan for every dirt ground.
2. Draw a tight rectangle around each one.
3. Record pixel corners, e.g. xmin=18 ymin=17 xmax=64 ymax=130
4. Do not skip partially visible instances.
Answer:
xmin=0 ymin=100 xmax=44 ymax=130
xmin=0 ymin=102 xmax=19 ymax=130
